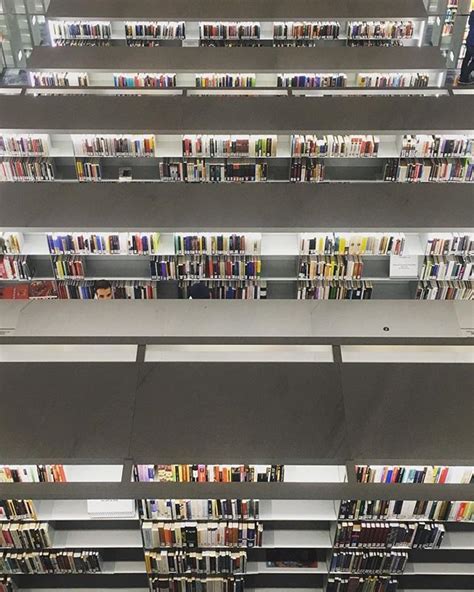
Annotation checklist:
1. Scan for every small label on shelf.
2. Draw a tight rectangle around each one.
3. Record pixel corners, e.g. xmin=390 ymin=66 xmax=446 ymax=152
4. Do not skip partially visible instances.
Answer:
xmin=389 ymin=254 xmax=420 ymax=278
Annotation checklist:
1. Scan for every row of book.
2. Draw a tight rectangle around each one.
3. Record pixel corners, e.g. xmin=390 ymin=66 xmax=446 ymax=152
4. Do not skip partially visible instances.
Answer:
xmin=298 ymin=256 xmax=364 ymax=280
xmin=420 ymin=256 xmax=472 ymax=281
xmin=291 ymin=135 xmax=380 ymax=158
xmin=196 ymin=75 xmax=256 ymax=88
xmin=383 ymin=159 xmax=473 ymax=183
xmin=0 ymin=256 xmax=33 ymax=280
xmin=356 ymin=465 xmax=474 ymax=484
xmin=160 ymin=161 xmax=268 ymax=183
xmin=52 ymin=256 xmax=85 ymax=279
xmin=73 ymin=136 xmax=155 ymax=157
xmin=75 ymin=160 xmax=102 ymax=182
xmin=0 ymin=523 xmax=53 ymax=550
xmin=290 ymin=160 xmax=325 ymax=183
xmin=0 ymin=159 xmax=55 ymax=182
xmin=348 ymin=21 xmax=414 ymax=40
xmin=416 ymin=280 xmax=473 ymax=300
xmin=31 ymin=72 xmax=89 ymax=88
xmin=326 ymin=576 xmax=398 ymax=592
xmin=141 ymin=522 xmax=263 ymax=549
xmin=144 ymin=550 xmax=246 ymax=575
xmin=0 ymin=500 xmax=37 ymax=521
xmin=278 ymin=73 xmax=346 ymax=88
xmin=138 ymin=500 xmax=260 ymax=522
xmin=50 ymin=21 xmax=111 ymax=40
xmin=182 ymin=136 xmax=277 ymax=158
xmin=329 ymin=551 xmax=408 ymax=575
xmin=297 ymin=281 xmax=373 ymax=300
xmin=199 ymin=23 xmax=260 ymax=40
xmin=300 ymin=235 xmax=405 ymax=256
xmin=175 ymin=235 xmax=261 ymax=256
xmin=114 ymin=73 xmax=177 ymax=88
xmin=178 ymin=281 xmax=267 ymax=300
xmin=150 ymin=257 xmax=262 ymax=281
xmin=400 ymin=135 xmax=473 ymax=158
xmin=273 ymin=22 xmax=340 ymax=39
xmin=150 ymin=577 xmax=244 ymax=592
xmin=125 ymin=22 xmax=186 ymax=39
xmin=134 ymin=464 xmax=284 ymax=483
xmin=425 ymin=235 xmax=473 ymax=256
xmin=338 ymin=499 xmax=474 ymax=522
xmin=334 ymin=522 xmax=445 ymax=549
xmin=47 ymin=232 xmax=161 ymax=255
xmin=357 ymin=73 xmax=430 ymax=89
xmin=0 ymin=550 xmax=102 ymax=574
xmin=0 ymin=466 xmax=66 ymax=483
xmin=52 ymin=39 xmax=111 ymax=47
xmin=0 ymin=136 xmax=48 ymax=157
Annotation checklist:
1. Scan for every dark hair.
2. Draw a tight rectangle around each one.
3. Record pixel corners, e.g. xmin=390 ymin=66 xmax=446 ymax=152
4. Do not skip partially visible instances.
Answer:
xmin=94 ymin=279 xmax=112 ymax=292
xmin=189 ymin=282 xmax=211 ymax=299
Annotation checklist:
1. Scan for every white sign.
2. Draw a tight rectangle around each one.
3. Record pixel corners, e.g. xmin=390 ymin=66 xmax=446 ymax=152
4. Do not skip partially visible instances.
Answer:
xmin=389 ymin=254 xmax=420 ymax=278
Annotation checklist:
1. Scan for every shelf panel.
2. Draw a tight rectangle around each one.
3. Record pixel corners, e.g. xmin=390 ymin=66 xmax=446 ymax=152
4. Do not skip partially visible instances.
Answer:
xmin=0 ymin=183 xmax=472 ymax=231
xmin=46 ymin=0 xmax=428 ymax=20
xmin=1 ymin=95 xmax=473 ymax=133
xmin=27 ymin=46 xmax=446 ymax=73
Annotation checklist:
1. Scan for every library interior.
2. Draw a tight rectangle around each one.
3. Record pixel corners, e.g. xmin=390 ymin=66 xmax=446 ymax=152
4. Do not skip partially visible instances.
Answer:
xmin=0 ymin=1 xmax=473 ymax=591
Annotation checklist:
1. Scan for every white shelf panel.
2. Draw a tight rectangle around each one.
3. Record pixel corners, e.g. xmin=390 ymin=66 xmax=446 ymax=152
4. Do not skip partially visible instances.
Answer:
xmin=102 ymin=560 xmax=146 ymax=574
xmin=341 ymin=345 xmax=474 ymax=364
xmin=263 ymin=529 xmax=332 ymax=548
xmin=443 ymin=531 xmax=474 ymax=550
xmin=259 ymin=500 xmax=339 ymax=521
xmin=405 ymin=563 xmax=474 ymax=576
xmin=51 ymin=528 xmax=142 ymax=549
xmin=0 ymin=345 xmax=137 ymax=363
xmin=247 ymin=561 xmax=327 ymax=574
xmin=35 ymin=500 xmax=138 ymax=521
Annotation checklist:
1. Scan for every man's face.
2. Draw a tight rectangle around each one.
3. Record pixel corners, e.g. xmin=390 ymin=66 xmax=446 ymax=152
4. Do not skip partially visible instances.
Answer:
xmin=96 ymin=288 xmax=113 ymax=300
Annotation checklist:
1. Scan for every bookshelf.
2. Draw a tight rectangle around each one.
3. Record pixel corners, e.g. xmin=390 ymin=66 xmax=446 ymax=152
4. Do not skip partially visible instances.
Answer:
xmin=0 ymin=231 xmax=472 ymax=300
xmin=44 ymin=0 xmax=429 ymax=50
xmin=26 ymin=46 xmax=448 ymax=96
xmin=1 ymin=131 xmax=472 ymax=184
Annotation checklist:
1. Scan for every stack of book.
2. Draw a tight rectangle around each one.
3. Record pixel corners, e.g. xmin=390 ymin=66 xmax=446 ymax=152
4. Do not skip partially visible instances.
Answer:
xmin=150 ymin=577 xmax=244 ymax=591
xmin=0 ymin=256 xmax=34 ymax=280
xmin=144 ymin=549 xmax=247 ymax=574
xmin=327 ymin=576 xmax=398 ymax=592
xmin=291 ymin=135 xmax=380 ymax=158
xmin=138 ymin=499 xmax=260 ymax=521
xmin=329 ymin=551 xmax=408 ymax=574
xmin=298 ymin=256 xmax=364 ymax=280
xmin=339 ymin=499 xmax=474 ymax=522
xmin=297 ymin=281 xmax=374 ymax=300
xmin=0 ymin=500 xmax=37 ymax=521
xmin=0 ymin=551 xmax=102 ymax=573
xmin=141 ymin=521 xmax=263 ymax=549
xmin=0 ymin=523 xmax=54 ymax=549
xmin=278 ymin=73 xmax=346 ymax=88
xmin=113 ymin=73 xmax=176 ymax=88
xmin=357 ymin=73 xmax=429 ymax=88
xmin=134 ymin=464 xmax=284 ymax=483
xmin=30 ymin=71 xmax=89 ymax=87
xmin=196 ymin=74 xmax=256 ymax=88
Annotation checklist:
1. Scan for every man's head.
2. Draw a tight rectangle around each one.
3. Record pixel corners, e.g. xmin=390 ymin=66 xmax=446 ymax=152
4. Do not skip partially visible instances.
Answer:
xmin=95 ymin=279 xmax=113 ymax=300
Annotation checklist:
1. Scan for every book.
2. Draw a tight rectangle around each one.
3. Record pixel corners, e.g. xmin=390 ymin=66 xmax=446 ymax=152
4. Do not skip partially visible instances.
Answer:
xmin=0 ymin=522 xmax=54 ymax=549
xmin=357 ymin=73 xmax=429 ymax=89
xmin=347 ymin=21 xmax=414 ymax=40
xmin=124 ymin=21 xmax=185 ymax=41
xmin=326 ymin=576 xmax=398 ymax=592
xmin=50 ymin=20 xmax=111 ymax=42
xmin=114 ymin=73 xmax=176 ymax=88
xmin=30 ymin=71 xmax=89 ymax=88
xmin=0 ymin=135 xmax=49 ymax=157
xmin=334 ymin=522 xmax=445 ymax=549
xmin=339 ymin=499 xmax=474 ymax=522
xmin=0 ymin=465 xmax=66 ymax=483
xmin=356 ymin=465 xmax=474 ymax=484
xmin=298 ymin=256 xmax=363 ymax=280
xmin=299 ymin=234 xmax=405 ymax=256
xmin=273 ymin=21 xmax=340 ymax=42
xmin=0 ymin=500 xmax=37 ymax=521
xmin=200 ymin=22 xmax=260 ymax=41
xmin=297 ymin=280 xmax=373 ymax=300
xmin=72 ymin=135 xmax=155 ymax=157
xmin=0 ymin=159 xmax=54 ymax=182
xmin=291 ymin=135 xmax=379 ymax=158
xmin=278 ymin=73 xmax=346 ymax=88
